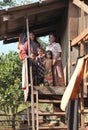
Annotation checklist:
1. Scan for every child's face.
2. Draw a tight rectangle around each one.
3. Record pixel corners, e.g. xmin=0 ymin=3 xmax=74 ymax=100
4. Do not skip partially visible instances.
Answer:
xmin=38 ymin=49 xmax=44 ymax=56
xmin=30 ymin=53 xmax=35 ymax=60
xmin=47 ymin=54 xmax=51 ymax=59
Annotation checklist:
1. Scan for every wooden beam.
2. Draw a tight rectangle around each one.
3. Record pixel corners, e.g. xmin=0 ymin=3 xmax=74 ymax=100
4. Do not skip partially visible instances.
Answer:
xmin=2 ymin=21 xmax=57 ymax=42
xmin=71 ymin=28 xmax=88 ymax=46
xmin=84 ymin=54 xmax=88 ymax=60
xmin=1 ymin=1 xmax=67 ymax=21
xmin=34 ymin=24 xmax=57 ymax=35
xmin=73 ymin=0 xmax=88 ymax=14
xmin=3 ymin=37 xmax=19 ymax=44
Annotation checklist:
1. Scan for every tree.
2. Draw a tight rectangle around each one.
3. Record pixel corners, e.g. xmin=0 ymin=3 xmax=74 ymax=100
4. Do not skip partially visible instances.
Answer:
xmin=0 ymin=0 xmax=17 ymax=8
xmin=3 ymin=0 xmax=11 ymax=3
xmin=0 ymin=51 xmax=23 ymax=129
xmin=37 ymin=37 xmax=47 ymax=49
xmin=0 ymin=0 xmax=33 ymax=9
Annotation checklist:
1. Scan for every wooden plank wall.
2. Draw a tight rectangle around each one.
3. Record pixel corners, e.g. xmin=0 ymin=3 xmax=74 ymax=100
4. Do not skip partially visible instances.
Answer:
xmin=56 ymin=9 xmax=68 ymax=85
xmin=67 ymin=0 xmax=79 ymax=80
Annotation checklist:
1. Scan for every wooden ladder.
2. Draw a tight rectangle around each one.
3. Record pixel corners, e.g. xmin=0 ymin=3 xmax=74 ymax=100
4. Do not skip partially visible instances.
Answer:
xmin=33 ymin=88 xmax=67 ymax=130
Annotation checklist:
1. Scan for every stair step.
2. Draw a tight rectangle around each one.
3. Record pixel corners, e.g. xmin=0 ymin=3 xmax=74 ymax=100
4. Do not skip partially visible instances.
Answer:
xmin=38 ymin=99 xmax=61 ymax=103
xmin=79 ymin=109 xmax=88 ymax=113
xmin=39 ymin=125 xmax=67 ymax=129
xmin=84 ymin=82 xmax=88 ymax=86
xmin=39 ymin=112 xmax=65 ymax=116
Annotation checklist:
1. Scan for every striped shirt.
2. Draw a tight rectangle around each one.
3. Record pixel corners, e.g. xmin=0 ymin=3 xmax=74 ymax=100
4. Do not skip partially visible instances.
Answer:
xmin=37 ymin=56 xmax=45 ymax=78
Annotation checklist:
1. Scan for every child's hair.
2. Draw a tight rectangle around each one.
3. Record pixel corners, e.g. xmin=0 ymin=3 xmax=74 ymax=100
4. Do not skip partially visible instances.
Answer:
xmin=37 ymin=47 xmax=45 ymax=53
xmin=30 ymin=51 xmax=36 ymax=56
xmin=30 ymin=52 xmax=36 ymax=58
xmin=45 ymin=50 xmax=53 ymax=59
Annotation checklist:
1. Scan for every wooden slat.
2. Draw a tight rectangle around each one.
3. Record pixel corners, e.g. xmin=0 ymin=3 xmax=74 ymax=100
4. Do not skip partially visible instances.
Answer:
xmin=39 ymin=112 xmax=65 ymax=116
xmin=84 ymin=54 xmax=88 ymax=60
xmin=71 ymin=28 xmax=88 ymax=46
xmin=84 ymin=82 xmax=88 ymax=86
xmin=79 ymin=128 xmax=86 ymax=130
xmin=38 ymin=99 xmax=61 ymax=103
xmin=16 ymin=127 xmax=32 ymax=130
xmin=39 ymin=125 xmax=67 ymax=129
xmin=83 ymin=109 xmax=88 ymax=113
xmin=79 ymin=109 xmax=88 ymax=113
xmin=73 ymin=0 xmax=88 ymax=14
xmin=34 ymin=86 xmax=65 ymax=95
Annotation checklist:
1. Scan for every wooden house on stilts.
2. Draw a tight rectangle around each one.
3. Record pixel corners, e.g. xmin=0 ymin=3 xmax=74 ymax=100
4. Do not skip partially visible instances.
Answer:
xmin=0 ymin=0 xmax=88 ymax=130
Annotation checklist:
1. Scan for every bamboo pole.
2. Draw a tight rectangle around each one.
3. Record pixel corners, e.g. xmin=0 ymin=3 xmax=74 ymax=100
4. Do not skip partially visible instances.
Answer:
xmin=26 ymin=17 xmax=35 ymax=130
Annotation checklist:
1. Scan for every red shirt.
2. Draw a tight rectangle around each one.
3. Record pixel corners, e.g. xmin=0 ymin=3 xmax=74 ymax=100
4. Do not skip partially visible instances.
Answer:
xmin=22 ymin=41 xmax=39 ymax=59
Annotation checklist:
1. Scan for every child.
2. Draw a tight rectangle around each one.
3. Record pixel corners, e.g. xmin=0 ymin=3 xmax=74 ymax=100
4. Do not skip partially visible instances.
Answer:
xmin=43 ymin=50 xmax=53 ymax=86
xmin=36 ymin=47 xmax=45 ymax=85
xmin=29 ymin=52 xmax=38 ymax=86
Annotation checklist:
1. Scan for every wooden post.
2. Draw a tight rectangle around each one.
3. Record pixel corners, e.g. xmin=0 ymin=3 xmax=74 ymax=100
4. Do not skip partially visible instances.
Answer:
xmin=35 ymin=91 xmax=39 ymax=130
xmin=67 ymin=1 xmax=79 ymax=130
xmin=80 ymin=42 xmax=85 ymax=129
xmin=79 ymin=1 xmax=85 ymax=128
xmin=26 ymin=17 xmax=35 ymax=130
xmin=26 ymin=102 xmax=30 ymax=129
xmin=26 ymin=18 xmax=30 ymax=56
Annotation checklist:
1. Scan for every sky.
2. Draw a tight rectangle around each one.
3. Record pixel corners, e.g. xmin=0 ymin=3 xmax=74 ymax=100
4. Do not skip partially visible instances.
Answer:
xmin=0 ymin=37 xmax=49 ymax=55
xmin=0 ymin=41 xmax=18 ymax=54
xmin=0 ymin=0 xmax=48 ymax=55
xmin=0 ymin=0 xmax=40 ymax=3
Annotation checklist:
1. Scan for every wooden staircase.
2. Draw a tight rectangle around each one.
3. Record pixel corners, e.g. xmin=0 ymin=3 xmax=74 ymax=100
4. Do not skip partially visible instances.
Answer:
xmin=28 ymin=86 xmax=67 ymax=130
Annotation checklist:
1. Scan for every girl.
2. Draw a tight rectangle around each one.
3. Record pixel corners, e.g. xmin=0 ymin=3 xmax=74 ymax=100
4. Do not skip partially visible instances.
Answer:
xmin=44 ymin=50 xmax=53 ymax=86
xmin=30 ymin=52 xmax=38 ymax=86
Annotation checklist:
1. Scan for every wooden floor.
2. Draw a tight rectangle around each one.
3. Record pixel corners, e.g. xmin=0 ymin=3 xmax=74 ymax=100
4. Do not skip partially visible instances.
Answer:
xmin=28 ymin=86 xmax=65 ymax=101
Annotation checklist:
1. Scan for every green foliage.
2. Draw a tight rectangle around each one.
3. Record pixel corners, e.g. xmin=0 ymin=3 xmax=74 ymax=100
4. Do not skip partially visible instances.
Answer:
xmin=0 ymin=51 xmax=23 ymax=115
xmin=37 ymin=38 xmax=47 ymax=50
xmin=0 ymin=1 xmax=17 ymax=8
xmin=0 ymin=0 xmax=32 ymax=9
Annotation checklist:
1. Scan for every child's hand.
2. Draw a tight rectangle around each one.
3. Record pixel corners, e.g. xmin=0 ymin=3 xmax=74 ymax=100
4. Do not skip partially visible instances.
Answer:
xmin=26 ymin=55 xmax=30 ymax=59
xmin=53 ymin=59 xmax=56 ymax=65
